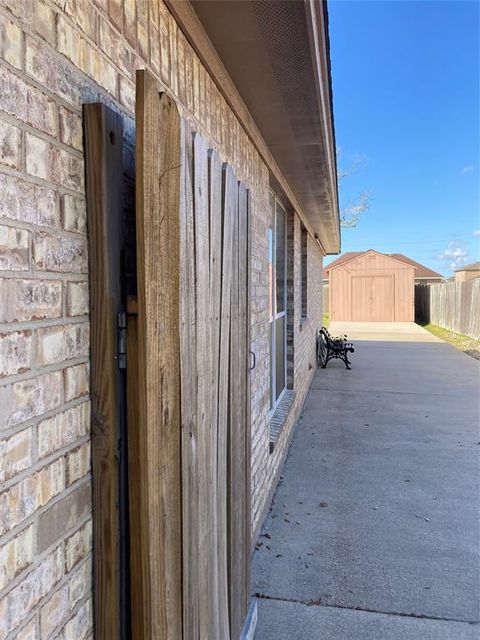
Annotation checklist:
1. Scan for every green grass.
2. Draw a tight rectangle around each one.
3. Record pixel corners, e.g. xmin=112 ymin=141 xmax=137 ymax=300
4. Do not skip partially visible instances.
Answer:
xmin=322 ymin=312 xmax=330 ymax=328
xmin=420 ymin=323 xmax=480 ymax=359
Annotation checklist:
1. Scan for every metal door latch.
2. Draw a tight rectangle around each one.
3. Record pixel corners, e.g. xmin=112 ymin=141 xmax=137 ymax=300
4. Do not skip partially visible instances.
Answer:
xmin=117 ymin=311 xmax=127 ymax=369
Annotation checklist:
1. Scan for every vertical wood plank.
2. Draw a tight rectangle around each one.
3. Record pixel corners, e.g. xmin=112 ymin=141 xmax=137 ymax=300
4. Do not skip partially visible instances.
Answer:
xmin=180 ymin=120 xmax=199 ymax=640
xmin=193 ymin=132 xmax=213 ymax=640
xmin=208 ymin=148 xmax=223 ymax=639
xmin=209 ymin=149 xmax=231 ymax=639
xmin=240 ymin=185 xmax=252 ymax=602
xmin=126 ymin=310 xmax=144 ymax=639
xmin=227 ymin=170 xmax=243 ymax=640
xmin=84 ymin=103 xmax=123 ymax=640
xmin=227 ymin=177 xmax=251 ymax=640
xmin=133 ymin=69 xmax=182 ymax=640
xmin=237 ymin=182 xmax=249 ymax=620
xmin=219 ymin=163 xmax=235 ymax=639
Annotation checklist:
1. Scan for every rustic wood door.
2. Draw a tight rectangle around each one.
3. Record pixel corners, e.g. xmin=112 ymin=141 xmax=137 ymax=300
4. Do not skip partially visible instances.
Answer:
xmin=130 ymin=70 xmax=251 ymax=640
xmin=352 ymin=275 xmax=395 ymax=321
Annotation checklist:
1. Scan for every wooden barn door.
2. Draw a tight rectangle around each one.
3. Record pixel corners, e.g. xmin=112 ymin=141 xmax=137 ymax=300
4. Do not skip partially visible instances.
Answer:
xmin=130 ymin=70 xmax=251 ymax=640
xmin=352 ymin=275 xmax=394 ymax=321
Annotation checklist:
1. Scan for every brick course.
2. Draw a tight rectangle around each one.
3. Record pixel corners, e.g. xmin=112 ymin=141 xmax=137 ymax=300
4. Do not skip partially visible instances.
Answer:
xmin=0 ymin=0 xmax=325 ymax=636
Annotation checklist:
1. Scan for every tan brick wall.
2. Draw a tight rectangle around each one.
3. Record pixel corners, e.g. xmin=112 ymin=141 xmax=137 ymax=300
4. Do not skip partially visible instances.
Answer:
xmin=0 ymin=0 xmax=325 ymax=636
xmin=250 ymin=213 xmax=324 ymax=539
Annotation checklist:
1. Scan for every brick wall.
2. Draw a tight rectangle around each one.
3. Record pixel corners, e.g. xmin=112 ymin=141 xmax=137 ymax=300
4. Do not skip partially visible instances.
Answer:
xmin=0 ymin=1 xmax=324 ymax=636
xmin=250 ymin=214 xmax=324 ymax=540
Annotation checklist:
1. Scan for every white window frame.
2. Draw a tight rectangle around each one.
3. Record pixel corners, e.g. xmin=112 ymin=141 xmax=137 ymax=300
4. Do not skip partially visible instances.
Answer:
xmin=269 ymin=192 xmax=287 ymax=413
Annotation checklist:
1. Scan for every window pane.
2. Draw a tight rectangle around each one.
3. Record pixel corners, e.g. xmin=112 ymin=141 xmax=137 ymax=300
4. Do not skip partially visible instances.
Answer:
xmin=301 ymin=226 xmax=308 ymax=317
xmin=275 ymin=203 xmax=286 ymax=314
xmin=275 ymin=315 xmax=286 ymax=400
xmin=268 ymin=227 xmax=274 ymax=320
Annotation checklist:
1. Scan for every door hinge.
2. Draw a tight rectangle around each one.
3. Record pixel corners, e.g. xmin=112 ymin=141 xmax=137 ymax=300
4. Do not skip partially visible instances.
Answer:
xmin=117 ymin=311 xmax=127 ymax=369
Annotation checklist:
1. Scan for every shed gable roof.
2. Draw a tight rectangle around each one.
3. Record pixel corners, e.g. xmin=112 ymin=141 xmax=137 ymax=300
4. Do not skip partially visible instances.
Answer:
xmin=324 ymin=250 xmax=443 ymax=279
xmin=325 ymin=249 xmax=414 ymax=274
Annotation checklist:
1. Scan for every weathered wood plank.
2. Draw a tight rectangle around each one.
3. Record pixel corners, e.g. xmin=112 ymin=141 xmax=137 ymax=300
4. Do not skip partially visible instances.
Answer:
xmin=208 ymin=148 xmax=224 ymax=638
xmin=226 ymin=178 xmax=252 ymax=640
xmin=240 ymin=185 xmax=252 ymax=603
xmin=193 ymin=131 xmax=214 ymax=640
xmin=83 ymin=103 xmax=123 ymax=640
xmin=218 ymin=163 xmax=235 ymax=639
xmin=126 ymin=312 xmax=142 ymax=639
xmin=180 ymin=120 xmax=199 ymax=640
xmin=228 ymin=169 xmax=244 ymax=640
xmin=237 ymin=182 xmax=249 ymax=619
xmin=133 ymin=69 xmax=182 ymax=640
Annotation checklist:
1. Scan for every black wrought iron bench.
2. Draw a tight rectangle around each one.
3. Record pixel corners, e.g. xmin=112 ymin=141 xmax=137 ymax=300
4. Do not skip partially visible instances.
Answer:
xmin=316 ymin=326 xmax=355 ymax=370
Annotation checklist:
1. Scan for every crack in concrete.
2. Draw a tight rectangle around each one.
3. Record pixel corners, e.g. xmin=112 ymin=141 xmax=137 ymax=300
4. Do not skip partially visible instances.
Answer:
xmin=253 ymin=593 xmax=480 ymax=626
xmin=309 ymin=386 xmax=462 ymax=398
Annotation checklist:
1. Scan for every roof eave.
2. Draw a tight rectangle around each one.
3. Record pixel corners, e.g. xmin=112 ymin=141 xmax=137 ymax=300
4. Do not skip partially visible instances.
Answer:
xmin=168 ymin=0 xmax=340 ymax=254
xmin=304 ymin=0 xmax=340 ymax=254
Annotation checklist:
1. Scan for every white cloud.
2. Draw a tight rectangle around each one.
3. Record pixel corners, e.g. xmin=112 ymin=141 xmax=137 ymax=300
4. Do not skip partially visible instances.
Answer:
xmin=473 ymin=229 xmax=480 ymax=237
xmin=461 ymin=165 xmax=475 ymax=174
xmin=437 ymin=241 xmax=469 ymax=269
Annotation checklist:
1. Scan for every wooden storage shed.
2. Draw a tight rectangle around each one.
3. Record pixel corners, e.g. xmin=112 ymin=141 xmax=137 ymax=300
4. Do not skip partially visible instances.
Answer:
xmin=327 ymin=250 xmax=415 ymax=322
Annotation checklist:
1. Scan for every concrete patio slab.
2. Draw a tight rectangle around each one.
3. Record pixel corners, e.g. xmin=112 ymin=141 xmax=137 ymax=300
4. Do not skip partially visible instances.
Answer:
xmin=329 ymin=321 xmax=443 ymax=342
xmin=255 ymin=599 xmax=479 ymax=640
xmin=252 ymin=323 xmax=480 ymax=638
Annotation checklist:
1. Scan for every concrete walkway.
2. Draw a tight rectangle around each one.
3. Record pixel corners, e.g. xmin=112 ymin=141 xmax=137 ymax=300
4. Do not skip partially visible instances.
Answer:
xmin=252 ymin=322 xmax=480 ymax=639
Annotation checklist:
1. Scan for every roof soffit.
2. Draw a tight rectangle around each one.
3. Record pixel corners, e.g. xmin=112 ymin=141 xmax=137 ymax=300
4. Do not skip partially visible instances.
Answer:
xmin=185 ymin=0 xmax=340 ymax=253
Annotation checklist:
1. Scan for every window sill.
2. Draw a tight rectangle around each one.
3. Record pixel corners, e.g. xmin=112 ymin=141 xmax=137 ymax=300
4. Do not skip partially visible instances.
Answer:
xmin=269 ymin=390 xmax=295 ymax=454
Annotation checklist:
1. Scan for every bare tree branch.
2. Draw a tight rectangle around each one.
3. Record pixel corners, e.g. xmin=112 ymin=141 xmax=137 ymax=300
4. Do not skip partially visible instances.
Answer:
xmin=336 ymin=150 xmax=371 ymax=228
xmin=340 ymin=190 xmax=372 ymax=228
xmin=337 ymin=152 xmax=367 ymax=181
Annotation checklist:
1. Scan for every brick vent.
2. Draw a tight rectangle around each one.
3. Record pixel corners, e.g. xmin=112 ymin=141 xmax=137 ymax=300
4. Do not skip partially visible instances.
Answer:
xmin=268 ymin=390 xmax=295 ymax=453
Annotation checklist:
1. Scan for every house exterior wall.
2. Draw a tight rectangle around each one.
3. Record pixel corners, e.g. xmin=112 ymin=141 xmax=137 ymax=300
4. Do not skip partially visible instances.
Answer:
xmin=250 ymin=215 xmax=323 ymax=541
xmin=330 ymin=252 xmax=415 ymax=322
xmin=455 ymin=269 xmax=480 ymax=283
xmin=0 ymin=1 xmax=325 ymax=637
xmin=415 ymin=278 xmax=444 ymax=285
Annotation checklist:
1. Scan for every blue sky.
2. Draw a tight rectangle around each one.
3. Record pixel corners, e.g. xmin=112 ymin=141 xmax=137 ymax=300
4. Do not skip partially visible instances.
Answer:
xmin=326 ymin=0 xmax=479 ymax=275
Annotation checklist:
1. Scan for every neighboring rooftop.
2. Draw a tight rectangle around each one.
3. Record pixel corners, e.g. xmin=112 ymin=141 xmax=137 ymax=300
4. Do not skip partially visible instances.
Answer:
xmin=455 ymin=261 xmax=480 ymax=272
xmin=323 ymin=250 xmax=444 ymax=279
xmin=387 ymin=254 xmax=444 ymax=279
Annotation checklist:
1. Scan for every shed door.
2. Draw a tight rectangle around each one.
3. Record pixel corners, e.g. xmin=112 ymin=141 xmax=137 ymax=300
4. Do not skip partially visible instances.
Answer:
xmin=351 ymin=275 xmax=395 ymax=321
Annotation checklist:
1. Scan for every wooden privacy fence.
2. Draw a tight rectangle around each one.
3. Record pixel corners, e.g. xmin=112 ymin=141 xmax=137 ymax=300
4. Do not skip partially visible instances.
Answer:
xmin=415 ymin=279 xmax=480 ymax=339
xmin=132 ymin=71 xmax=251 ymax=640
xmin=323 ymin=283 xmax=329 ymax=314
xmin=84 ymin=69 xmax=252 ymax=640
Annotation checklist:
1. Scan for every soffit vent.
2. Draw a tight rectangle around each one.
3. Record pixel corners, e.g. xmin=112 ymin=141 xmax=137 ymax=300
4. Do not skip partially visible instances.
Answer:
xmin=251 ymin=1 xmax=320 ymax=145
